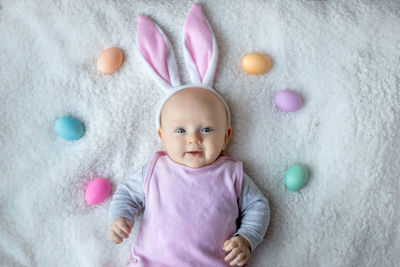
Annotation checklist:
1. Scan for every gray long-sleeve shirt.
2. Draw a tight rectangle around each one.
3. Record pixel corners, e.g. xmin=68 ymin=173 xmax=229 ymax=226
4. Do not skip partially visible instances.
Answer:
xmin=108 ymin=163 xmax=270 ymax=251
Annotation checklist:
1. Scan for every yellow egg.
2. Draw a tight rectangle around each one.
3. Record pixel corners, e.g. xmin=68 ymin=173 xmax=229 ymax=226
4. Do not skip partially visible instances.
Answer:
xmin=97 ymin=47 xmax=124 ymax=74
xmin=241 ymin=52 xmax=272 ymax=74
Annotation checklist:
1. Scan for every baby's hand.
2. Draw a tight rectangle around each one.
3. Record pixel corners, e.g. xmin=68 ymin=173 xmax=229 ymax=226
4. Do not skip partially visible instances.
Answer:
xmin=108 ymin=217 xmax=132 ymax=244
xmin=223 ymin=235 xmax=251 ymax=266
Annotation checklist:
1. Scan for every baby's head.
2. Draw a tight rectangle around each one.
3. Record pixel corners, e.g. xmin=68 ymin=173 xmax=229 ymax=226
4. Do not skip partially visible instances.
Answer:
xmin=138 ymin=4 xmax=232 ymax=168
xmin=158 ymin=87 xmax=232 ymax=168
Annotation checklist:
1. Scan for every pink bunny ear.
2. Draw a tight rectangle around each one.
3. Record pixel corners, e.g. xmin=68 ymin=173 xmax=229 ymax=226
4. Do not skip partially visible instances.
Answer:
xmin=183 ymin=3 xmax=218 ymax=86
xmin=137 ymin=15 xmax=181 ymax=91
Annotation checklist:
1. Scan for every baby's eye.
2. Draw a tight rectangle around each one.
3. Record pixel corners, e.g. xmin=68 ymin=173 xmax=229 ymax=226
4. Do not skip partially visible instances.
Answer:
xmin=175 ymin=128 xmax=185 ymax=134
xmin=201 ymin=127 xmax=213 ymax=133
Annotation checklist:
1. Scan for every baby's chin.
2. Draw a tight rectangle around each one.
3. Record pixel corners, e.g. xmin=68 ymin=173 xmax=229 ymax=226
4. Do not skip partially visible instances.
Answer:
xmin=166 ymin=151 xmax=223 ymax=168
xmin=171 ymin=155 xmax=210 ymax=168
xmin=182 ymin=153 xmax=223 ymax=168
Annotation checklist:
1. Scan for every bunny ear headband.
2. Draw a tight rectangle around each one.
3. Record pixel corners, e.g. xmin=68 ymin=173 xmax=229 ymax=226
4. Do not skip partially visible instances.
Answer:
xmin=137 ymin=3 xmax=231 ymax=129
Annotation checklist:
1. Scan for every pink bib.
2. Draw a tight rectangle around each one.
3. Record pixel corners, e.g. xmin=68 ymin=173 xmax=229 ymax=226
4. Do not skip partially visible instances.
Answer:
xmin=128 ymin=151 xmax=243 ymax=267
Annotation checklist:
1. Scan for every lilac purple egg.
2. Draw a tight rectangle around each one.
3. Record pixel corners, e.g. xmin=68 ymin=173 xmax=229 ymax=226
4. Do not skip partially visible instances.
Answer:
xmin=274 ymin=89 xmax=303 ymax=112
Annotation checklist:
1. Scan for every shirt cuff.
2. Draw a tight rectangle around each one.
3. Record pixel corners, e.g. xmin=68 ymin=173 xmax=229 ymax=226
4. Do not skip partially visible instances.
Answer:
xmin=108 ymin=211 xmax=134 ymax=228
xmin=234 ymin=229 xmax=263 ymax=253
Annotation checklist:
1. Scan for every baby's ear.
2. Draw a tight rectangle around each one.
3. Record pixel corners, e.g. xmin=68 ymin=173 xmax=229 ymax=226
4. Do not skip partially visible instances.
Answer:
xmin=157 ymin=128 xmax=163 ymax=141
xmin=223 ymin=127 xmax=232 ymax=148
xmin=158 ymin=128 xmax=167 ymax=150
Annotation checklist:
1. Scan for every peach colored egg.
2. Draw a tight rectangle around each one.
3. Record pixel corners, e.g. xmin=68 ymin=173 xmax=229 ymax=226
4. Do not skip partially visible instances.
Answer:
xmin=97 ymin=47 xmax=124 ymax=74
xmin=241 ymin=52 xmax=272 ymax=74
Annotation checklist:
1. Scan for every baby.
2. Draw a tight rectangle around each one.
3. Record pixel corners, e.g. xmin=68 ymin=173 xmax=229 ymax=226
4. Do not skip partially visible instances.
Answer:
xmin=108 ymin=4 xmax=270 ymax=267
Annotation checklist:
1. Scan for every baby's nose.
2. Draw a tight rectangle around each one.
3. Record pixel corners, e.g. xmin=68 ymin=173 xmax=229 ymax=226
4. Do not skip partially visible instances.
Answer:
xmin=187 ymin=133 xmax=202 ymax=144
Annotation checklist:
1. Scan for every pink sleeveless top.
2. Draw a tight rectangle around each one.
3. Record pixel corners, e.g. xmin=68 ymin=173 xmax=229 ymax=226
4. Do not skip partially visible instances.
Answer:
xmin=128 ymin=151 xmax=243 ymax=267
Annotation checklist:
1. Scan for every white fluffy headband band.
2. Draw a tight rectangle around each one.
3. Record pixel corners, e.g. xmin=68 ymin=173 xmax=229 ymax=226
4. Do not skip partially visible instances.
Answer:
xmin=137 ymin=3 xmax=231 ymax=129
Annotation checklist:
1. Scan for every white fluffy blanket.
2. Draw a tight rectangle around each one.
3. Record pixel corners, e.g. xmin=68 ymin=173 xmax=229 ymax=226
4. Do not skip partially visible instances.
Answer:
xmin=1 ymin=0 xmax=399 ymax=266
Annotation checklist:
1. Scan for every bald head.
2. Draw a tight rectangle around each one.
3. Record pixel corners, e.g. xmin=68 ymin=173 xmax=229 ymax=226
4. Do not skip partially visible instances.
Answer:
xmin=160 ymin=87 xmax=229 ymax=128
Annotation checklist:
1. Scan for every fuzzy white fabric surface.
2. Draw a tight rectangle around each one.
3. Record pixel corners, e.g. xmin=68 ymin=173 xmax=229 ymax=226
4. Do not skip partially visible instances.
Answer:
xmin=1 ymin=0 xmax=400 ymax=266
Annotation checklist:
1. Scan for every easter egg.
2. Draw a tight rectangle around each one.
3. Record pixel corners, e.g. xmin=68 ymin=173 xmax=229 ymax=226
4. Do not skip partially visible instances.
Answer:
xmin=85 ymin=178 xmax=111 ymax=205
xmin=275 ymin=89 xmax=303 ymax=112
xmin=285 ymin=164 xmax=309 ymax=191
xmin=97 ymin=47 xmax=124 ymax=74
xmin=55 ymin=116 xmax=84 ymax=140
xmin=241 ymin=52 xmax=272 ymax=74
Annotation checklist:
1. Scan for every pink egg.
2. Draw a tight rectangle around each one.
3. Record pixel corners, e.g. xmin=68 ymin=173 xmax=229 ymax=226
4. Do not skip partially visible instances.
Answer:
xmin=274 ymin=89 xmax=303 ymax=112
xmin=85 ymin=178 xmax=111 ymax=205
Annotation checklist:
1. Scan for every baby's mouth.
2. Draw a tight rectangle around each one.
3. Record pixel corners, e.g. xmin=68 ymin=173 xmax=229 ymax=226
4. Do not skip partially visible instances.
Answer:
xmin=186 ymin=151 xmax=203 ymax=157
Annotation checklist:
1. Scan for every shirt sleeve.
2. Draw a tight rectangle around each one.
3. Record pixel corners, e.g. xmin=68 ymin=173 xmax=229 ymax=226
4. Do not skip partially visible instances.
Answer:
xmin=234 ymin=171 xmax=270 ymax=253
xmin=107 ymin=163 xmax=148 ymax=227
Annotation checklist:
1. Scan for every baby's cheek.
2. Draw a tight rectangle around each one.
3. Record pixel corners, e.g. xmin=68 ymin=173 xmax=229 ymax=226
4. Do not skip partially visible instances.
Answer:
xmin=169 ymin=139 xmax=185 ymax=156
xmin=207 ymin=140 xmax=223 ymax=160
xmin=216 ymin=134 xmax=227 ymax=151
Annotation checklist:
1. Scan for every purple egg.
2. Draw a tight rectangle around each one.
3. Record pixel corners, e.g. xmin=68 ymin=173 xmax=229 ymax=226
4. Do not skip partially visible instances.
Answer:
xmin=274 ymin=89 xmax=303 ymax=112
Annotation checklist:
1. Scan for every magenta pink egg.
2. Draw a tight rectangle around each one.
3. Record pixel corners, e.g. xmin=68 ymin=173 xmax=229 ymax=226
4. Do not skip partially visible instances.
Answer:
xmin=274 ymin=89 xmax=303 ymax=112
xmin=85 ymin=178 xmax=111 ymax=205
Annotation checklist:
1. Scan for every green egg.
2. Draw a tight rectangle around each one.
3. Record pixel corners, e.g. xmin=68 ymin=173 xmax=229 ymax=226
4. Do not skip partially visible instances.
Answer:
xmin=285 ymin=164 xmax=309 ymax=191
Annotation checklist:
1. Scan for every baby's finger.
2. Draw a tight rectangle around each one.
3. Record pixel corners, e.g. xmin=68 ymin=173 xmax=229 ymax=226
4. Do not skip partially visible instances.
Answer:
xmin=223 ymin=240 xmax=229 ymax=248
xmin=236 ymin=256 xmax=249 ymax=267
xmin=109 ymin=230 xmax=123 ymax=244
xmin=230 ymin=253 xmax=247 ymax=266
xmin=223 ymin=240 xmax=231 ymax=251
xmin=114 ymin=225 xmax=129 ymax=238
xmin=224 ymin=240 xmax=238 ymax=252
xmin=118 ymin=220 xmax=132 ymax=235
xmin=123 ymin=218 xmax=132 ymax=229
xmin=224 ymin=247 xmax=240 ymax=262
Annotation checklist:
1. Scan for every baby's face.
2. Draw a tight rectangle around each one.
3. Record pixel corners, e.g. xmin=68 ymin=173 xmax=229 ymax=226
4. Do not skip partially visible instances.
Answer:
xmin=158 ymin=87 xmax=232 ymax=168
